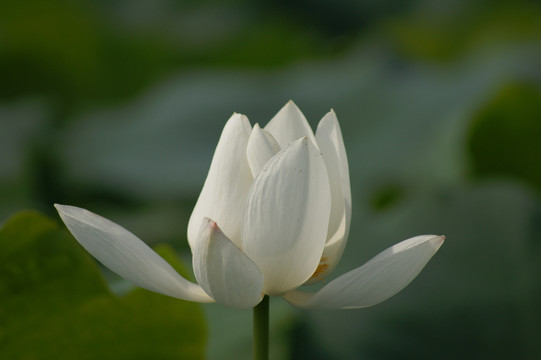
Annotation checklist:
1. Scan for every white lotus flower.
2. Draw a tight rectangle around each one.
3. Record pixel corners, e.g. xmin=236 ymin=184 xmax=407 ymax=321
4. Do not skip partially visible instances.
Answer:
xmin=55 ymin=101 xmax=443 ymax=310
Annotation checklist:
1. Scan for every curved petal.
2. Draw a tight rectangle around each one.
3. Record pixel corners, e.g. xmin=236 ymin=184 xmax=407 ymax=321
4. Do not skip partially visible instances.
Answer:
xmin=242 ymin=137 xmax=331 ymax=295
xmin=55 ymin=204 xmax=213 ymax=303
xmin=283 ymin=235 xmax=444 ymax=309
xmin=246 ymin=123 xmax=281 ymax=177
xmin=193 ymin=218 xmax=264 ymax=309
xmin=264 ymin=101 xmax=317 ymax=147
xmin=307 ymin=110 xmax=352 ymax=282
xmin=187 ymin=113 xmax=253 ymax=249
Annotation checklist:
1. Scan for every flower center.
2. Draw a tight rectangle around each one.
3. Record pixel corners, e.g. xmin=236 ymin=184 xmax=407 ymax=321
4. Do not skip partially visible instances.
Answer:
xmin=309 ymin=257 xmax=329 ymax=281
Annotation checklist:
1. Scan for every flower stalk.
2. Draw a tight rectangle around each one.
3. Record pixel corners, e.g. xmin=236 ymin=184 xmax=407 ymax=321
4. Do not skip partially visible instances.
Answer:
xmin=253 ymin=295 xmax=269 ymax=360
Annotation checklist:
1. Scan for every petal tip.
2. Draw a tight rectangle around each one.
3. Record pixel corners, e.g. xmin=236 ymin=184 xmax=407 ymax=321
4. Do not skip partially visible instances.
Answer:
xmin=228 ymin=112 xmax=250 ymax=125
xmin=431 ymin=235 xmax=445 ymax=250
xmin=54 ymin=203 xmax=67 ymax=210
xmin=290 ymin=136 xmax=311 ymax=151
xmin=54 ymin=204 xmax=80 ymax=217
xmin=318 ymin=109 xmax=339 ymax=128
xmin=201 ymin=217 xmax=221 ymax=236
xmin=283 ymin=100 xmax=301 ymax=113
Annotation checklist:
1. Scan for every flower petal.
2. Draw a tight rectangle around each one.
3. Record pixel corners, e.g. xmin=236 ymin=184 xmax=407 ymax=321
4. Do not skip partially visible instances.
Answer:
xmin=242 ymin=137 xmax=331 ymax=295
xmin=309 ymin=110 xmax=352 ymax=281
xmin=283 ymin=235 xmax=444 ymax=309
xmin=246 ymin=123 xmax=281 ymax=177
xmin=55 ymin=204 xmax=213 ymax=303
xmin=264 ymin=100 xmax=317 ymax=147
xmin=187 ymin=113 xmax=253 ymax=249
xmin=193 ymin=218 xmax=264 ymax=309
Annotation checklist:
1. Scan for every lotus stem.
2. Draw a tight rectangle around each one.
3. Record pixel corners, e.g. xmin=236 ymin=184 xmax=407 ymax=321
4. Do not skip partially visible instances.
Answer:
xmin=253 ymin=295 xmax=269 ymax=360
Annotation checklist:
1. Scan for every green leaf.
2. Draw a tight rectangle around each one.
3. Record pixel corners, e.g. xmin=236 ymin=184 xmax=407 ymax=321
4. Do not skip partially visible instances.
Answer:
xmin=468 ymin=82 xmax=541 ymax=193
xmin=0 ymin=211 xmax=206 ymax=360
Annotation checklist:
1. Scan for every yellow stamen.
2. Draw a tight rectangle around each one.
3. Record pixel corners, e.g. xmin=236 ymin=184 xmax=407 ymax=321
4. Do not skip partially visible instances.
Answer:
xmin=310 ymin=257 xmax=329 ymax=281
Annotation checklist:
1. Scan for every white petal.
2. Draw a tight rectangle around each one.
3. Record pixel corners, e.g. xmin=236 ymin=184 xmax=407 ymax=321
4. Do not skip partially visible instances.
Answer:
xmin=283 ymin=235 xmax=444 ymax=309
xmin=246 ymin=123 xmax=281 ymax=177
xmin=55 ymin=204 xmax=213 ymax=303
xmin=264 ymin=100 xmax=317 ymax=147
xmin=308 ymin=110 xmax=352 ymax=281
xmin=187 ymin=113 xmax=253 ymax=249
xmin=242 ymin=137 xmax=331 ymax=295
xmin=193 ymin=218 xmax=264 ymax=309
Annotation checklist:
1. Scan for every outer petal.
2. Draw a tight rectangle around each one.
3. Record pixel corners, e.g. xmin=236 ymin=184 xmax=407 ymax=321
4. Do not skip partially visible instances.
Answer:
xmin=193 ymin=218 xmax=264 ymax=309
xmin=309 ymin=110 xmax=352 ymax=281
xmin=283 ymin=235 xmax=444 ymax=309
xmin=246 ymin=123 xmax=281 ymax=177
xmin=242 ymin=137 xmax=331 ymax=295
xmin=55 ymin=204 xmax=213 ymax=303
xmin=187 ymin=113 xmax=253 ymax=249
xmin=264 ymin=100 xmax=317 ymax=147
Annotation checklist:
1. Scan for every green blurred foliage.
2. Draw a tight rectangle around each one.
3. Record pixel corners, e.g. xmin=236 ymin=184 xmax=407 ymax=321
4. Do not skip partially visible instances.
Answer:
xmin=0 ymin=0 xmax=360 ymax=110
xmin=387 ymin=1 xmax=541 ymax=62
xmin=370 ymin=183 xmax=406 ymax=211
xmin=468 ymin=83 xmax=541 ymax=193
xmin=0 ymin=211 xmax=206 ymax=360
xmin=0 ymin=0 xmax=177 ymax=108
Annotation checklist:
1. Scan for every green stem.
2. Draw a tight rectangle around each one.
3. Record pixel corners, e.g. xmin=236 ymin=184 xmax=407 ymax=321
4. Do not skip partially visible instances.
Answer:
xmin=253 ymin=295 xmax=269 ymax=360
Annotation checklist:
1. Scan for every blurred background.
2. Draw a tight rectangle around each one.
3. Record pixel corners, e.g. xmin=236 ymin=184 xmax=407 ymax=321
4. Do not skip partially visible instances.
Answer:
xmin=1 ymin=0 xmax=541 ymax=359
